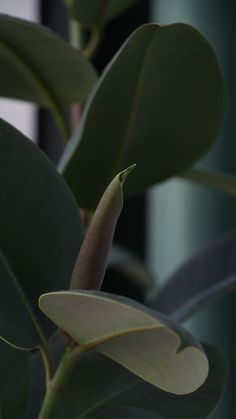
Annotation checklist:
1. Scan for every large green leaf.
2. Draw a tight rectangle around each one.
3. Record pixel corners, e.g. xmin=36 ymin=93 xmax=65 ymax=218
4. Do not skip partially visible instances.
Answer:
xmin=39 ymin=291 xmax=208 ymax=395
xmin=60 ymin=23 xmax=224 ymax=209
xmin=0 ymin=340 xmax=30 ymax=419
xmin=40 ymin=342 xmax=225 ymax=419
xmin=71 ymin=166 xmax=135 ymax=290
xmin=70 ymin=0 xmax=139 ymax=25
xmin=147 ymin=233 xmax=236 ymax=322
xmin=0 ymin=119 xmax=83 ymax=349
xmin=0 ymin=14 xmax=97 ymax=138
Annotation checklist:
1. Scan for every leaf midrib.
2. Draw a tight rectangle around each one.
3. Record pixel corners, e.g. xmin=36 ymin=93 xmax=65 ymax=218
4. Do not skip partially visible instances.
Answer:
xmin=79 ymin=324 xmax=161 ymax=351
xmin=112 ymin=27 xmax=157 ymax=176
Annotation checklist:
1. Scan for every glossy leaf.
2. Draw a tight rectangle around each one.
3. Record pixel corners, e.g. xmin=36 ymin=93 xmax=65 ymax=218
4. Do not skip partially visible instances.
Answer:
xmin=46 ymin=342 xmax=226 ymax=419
xmin=60 ymin=23 xmax=224 ymax=209
xmin=0 ymin=119 xmax=83 ymax=349
xmin=93 ymin=407 xmax=163 ymax=419
xmin=147 ymin=233 xmax=236 ymax=322
xmin=0 ymin=340 xmax=30 ymax=419
xmin=0 ymin=14 xmax=96 ymax=138
xmin=70 ymin=166 xmax=135 ymax=290
xmin=39 ymin=290 xmax=208 ymax=394
xmin=70 ymin=0 xmax=139 ymax=25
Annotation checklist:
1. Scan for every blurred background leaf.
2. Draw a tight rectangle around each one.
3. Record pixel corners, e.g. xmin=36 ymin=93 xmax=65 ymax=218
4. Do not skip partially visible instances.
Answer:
xmin=69 ymin=0 xmax=139 ymax=25
xmin=147 ymin=233 xmax=236 ymax=321
xmin=0 ymin=340 xmax=30 ymax=419
xmin=0 ymin=14 xmax=97 ymax=139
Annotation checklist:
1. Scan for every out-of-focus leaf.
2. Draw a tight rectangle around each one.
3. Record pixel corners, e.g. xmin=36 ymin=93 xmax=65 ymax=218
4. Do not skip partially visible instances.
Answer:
xmin=92 ymin=407 xmax=163 ymax=419
xmin=70 ymin=0 xmax=139 ymax=25
xmin=0 ymin=14 xmax=96 ymax=138
xmin=39 ymin=290 xmax=208 ymax=394
xmin=60 ymin=23 xmax=224 ymax=209
xmin=48 ymin=342 xmax=226 ymax=419
xmin=0 ymin=340 xmax=30 ymax=419
xmin=70 ymin=166 xmax=135 ymax=290
xmin=182 ymin=168 xmax=236 ymax=199
xmin=103 ymin=244 xmax=155 ymax=302
xmin=0 ymin=119 xmax=83 ymax=349
xmin=147 ymin=233 xmax=236 ymax=322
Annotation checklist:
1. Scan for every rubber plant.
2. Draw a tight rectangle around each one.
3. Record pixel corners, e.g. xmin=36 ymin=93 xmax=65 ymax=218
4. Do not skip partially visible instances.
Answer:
xmin=1 ymin=1 xmax=235 ymax=418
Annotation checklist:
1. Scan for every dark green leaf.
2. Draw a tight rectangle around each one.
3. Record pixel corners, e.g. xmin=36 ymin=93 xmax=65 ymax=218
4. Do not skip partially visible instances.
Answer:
xmin=70 ymin=166 xmax=135 ymax=290
xmin=70 ymin=0 xmax=139 ymax=25
xmin=39 ymin=290 xmax=208 ymax=394
xmin=60 ymin=23 xmax=224 ymax=209
xmin=93 ymin=407 xmax=163 ymax=419
xmin=48 ymin=342 xmax=226 ymax=419
xmin=0 ymin=340 xmax=30 ymax=419
xmin=0 ymin=119 xmax=83 ymax=349
xmin=0 ymin=14 xmax=97 ymax=139
xmin=147 ymin=233 xmax=236 ymax=322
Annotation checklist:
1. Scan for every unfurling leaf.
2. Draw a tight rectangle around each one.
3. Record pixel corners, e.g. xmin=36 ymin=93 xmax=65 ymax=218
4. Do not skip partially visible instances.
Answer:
xmin=70 ymin=165 xmax=135 ymax=290
xmin=39 ymin=290 xmax=209 ymax=395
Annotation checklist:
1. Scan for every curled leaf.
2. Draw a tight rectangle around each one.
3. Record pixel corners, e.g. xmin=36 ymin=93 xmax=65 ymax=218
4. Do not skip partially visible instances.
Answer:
xmin=70 ymin=165 xmax=135 ymax=290
xmin=39 ymin=290 xmax=209 ymax=395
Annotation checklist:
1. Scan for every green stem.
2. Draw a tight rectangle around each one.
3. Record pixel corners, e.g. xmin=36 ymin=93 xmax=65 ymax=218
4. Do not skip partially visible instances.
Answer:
xmin=40 ymin=345 xmax=54 ymax=384
xmin=83 ymin=26 xmax=103 ymax=60
xmin=38 ymin=346 xmax=83 ymax=419
xmin=181 ymin=168 xmax=236 ymax=198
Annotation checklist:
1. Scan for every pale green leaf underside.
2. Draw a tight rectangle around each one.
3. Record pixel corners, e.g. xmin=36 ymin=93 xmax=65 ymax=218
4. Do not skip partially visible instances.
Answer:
xmin=39 ymin=291 xmax=208 ymax=394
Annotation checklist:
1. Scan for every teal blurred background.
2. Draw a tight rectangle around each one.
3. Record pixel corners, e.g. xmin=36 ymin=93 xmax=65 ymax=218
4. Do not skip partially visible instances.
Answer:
xmin=148 ymin=1 xmax=236 ymax=418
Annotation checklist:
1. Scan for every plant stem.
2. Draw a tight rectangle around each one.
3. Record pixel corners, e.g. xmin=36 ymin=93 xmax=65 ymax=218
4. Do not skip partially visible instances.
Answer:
xmin=38 ymin=346 xmax=82 ymax=419
xmin=40 ymin=345 xmax=54 ymax=384
xmin=83 ymin=26 xmax=103 ymax=60
xmin=181 ymin=168 xmax=236 ymax=198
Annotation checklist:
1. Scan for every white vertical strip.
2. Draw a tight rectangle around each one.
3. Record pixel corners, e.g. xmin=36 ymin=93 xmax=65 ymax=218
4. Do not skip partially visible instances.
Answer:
xmin=0 ymin=0 xmax=39 ymax=141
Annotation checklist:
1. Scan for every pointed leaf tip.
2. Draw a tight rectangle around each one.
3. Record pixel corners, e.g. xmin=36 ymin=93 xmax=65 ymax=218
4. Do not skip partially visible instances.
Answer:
xmin=70 ymin=166 xmax=135 ymax=291
xmin=119 ymin=164 xmax=136 ymax=186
